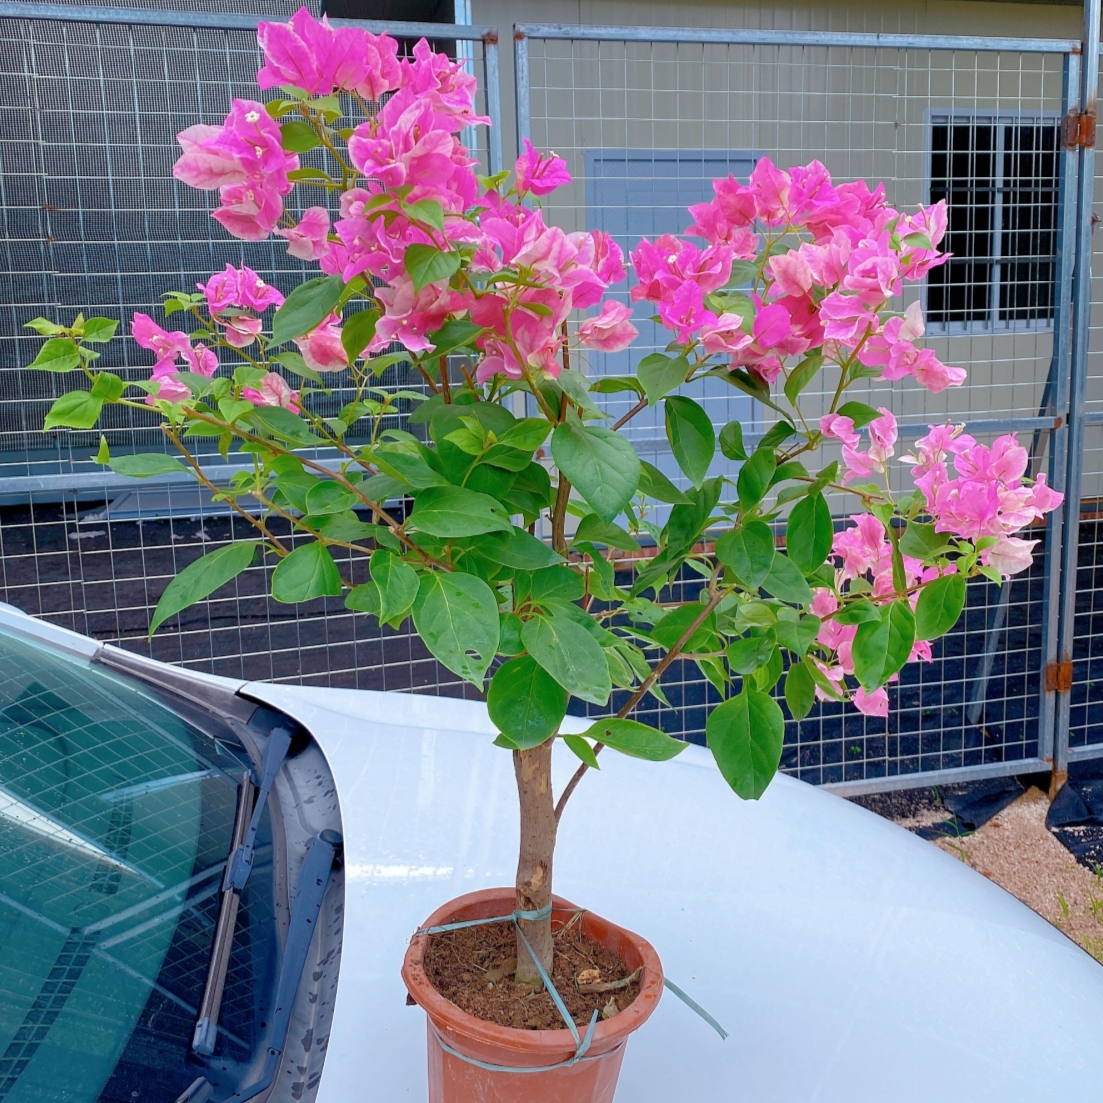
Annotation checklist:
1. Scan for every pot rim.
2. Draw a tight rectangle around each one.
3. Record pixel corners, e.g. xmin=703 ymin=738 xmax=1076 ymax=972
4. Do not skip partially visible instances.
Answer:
xmin=401 ymin=887 xmax=664 ymax=1062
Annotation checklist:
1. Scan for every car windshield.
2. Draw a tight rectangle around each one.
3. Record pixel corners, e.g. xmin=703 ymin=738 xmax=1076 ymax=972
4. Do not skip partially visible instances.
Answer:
xmin=0 ymin=630 xmax=275 ymax=1103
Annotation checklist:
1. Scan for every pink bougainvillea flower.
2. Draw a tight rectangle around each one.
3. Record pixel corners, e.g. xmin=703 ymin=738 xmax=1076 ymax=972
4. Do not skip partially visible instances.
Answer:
xmin=590 ymin=230 xmax=627 ymax=285
xmin=749 ymin=157 xmax=792 ymax=225
xmin=132 ymin=313 xmax=191 ymax=362
xmin=181 ymin=343 xmax=219 ymax=376
xmin=700 ymin=313 xmax=754 ymax=357
xmin=577 ymin=301 xmax=638 ymax=352
xmin=686 ymin=174 xmax=758 ymax=248
xmin=852 ymin=686 xmax=889 ymax=717
xmin=294 ymin=314 xmax=348 ymax=371
xmin=819 ymin=413 xmax=860 ymax=448
xmin=983 ymin=535 xmax=1038 ymax=577
xmin=768 ymin=250 xmax=813 ymax=298
xmin=243 ymin=371 xmax=300 ymax=412
xmin=221 ymin=314 xmax=263 ymax=349
xmin=658 ymin=281 xmax=717 ymax=345
xmin=276 ymin=207 xmax=332 ymax=262
xmin=370 ymin=276 xmax=464 ymax=355
xmin=400 ymin=38 xmax=489 ymax=129
xmin=198 ymin=266 xmax=238 ymax=313
xmin=866 ymin=407 xmax=897 ymax=464
xmin=833 ymin=513 xmax=889 ymax=581
xmin=515 ymin=138 xmax=571 ymax=197
xmin=752 ymin=302 xmax=792 ymax=349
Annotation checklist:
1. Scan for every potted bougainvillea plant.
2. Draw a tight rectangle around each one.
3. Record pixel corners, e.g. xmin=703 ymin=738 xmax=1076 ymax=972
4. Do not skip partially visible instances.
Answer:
xmin=25 ymin=10 xmax=1062 ymax=1102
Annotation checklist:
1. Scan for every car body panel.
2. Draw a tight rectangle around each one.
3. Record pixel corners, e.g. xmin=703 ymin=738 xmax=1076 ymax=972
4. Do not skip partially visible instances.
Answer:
xmin=244 ymin=681 xmax=1103 ymax=1103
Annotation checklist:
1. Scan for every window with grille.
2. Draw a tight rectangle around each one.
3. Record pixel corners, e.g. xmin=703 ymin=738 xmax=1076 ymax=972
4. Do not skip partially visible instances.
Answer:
xmin=926 ymin=114 xmax=1060 ymax=333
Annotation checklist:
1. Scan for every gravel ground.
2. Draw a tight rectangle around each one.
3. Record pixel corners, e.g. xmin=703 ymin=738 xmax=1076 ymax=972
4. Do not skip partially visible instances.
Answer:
xmin=933 ymin=788 xmax=1103 ymax=962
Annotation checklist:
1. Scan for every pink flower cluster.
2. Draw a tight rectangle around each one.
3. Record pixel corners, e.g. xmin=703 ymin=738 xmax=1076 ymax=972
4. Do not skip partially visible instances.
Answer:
xmin=903 ymin=424 xmax=1062 ymax=572
xmin=132 ymin=314 xmax=218 ymax=405
xmin=174 ymin=100 xmax=299 ymax=241
xmin=635 ymin=157 xmax=963 ymax=393
xmin=198 ymin=264 xmax=284 ymax=349
xmin=820 ymin=408 xmax=898 ymax=483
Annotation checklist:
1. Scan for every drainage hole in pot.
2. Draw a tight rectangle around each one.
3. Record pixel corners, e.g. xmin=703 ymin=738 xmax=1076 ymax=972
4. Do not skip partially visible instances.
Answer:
xmin=423 ymin=917 xmax=642 ymax=1030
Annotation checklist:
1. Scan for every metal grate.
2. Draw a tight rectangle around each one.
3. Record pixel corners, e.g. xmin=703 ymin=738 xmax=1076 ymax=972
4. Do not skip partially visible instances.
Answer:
xmin=517 ymin=23 xmax=1077 ymax=790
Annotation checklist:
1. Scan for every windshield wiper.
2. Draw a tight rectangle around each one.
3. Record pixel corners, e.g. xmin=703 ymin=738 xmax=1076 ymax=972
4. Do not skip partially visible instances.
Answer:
xmin=192 ymin=725 xmax=292 ymax=1056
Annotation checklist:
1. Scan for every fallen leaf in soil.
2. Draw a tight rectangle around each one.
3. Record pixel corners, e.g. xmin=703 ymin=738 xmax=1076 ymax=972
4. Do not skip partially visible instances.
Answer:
xmin=576 ymin=968 xmax=602 ymax=987
xmin=578 ymin=966 xmax=642 ymax=994
xmin=601 ymin=997 xmax=618 ymax=1019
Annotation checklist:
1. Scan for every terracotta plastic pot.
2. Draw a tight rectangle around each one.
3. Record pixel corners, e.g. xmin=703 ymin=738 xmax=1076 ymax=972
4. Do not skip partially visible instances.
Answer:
xmin=401 ymin=888 xmax=663 ymax=1103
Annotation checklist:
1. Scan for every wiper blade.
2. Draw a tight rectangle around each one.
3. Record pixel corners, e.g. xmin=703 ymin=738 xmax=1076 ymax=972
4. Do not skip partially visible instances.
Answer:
xmin=192 ymin=725 xmax=292 ymax=1056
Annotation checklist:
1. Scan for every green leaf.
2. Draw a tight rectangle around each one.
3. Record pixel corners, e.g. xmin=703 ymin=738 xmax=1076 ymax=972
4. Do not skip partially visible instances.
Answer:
xmin=108 ymin=453 xmax=188 ymax=478
xmin=495 ymin=418 xmax=550 ymax=452
xmin=786 ymin=493 xmax=833 ymax=574
xmin=529 ymin=565 xmax=584 ymax=602
xmin=81 ymin=318 xmax=118 ymax=343
xmin=754 ymin=645 xmax=784 ymax=691
xmin=413 ymin=571 xmax=500 ymax=687
xmin=402 ymin=198 xmax=445 ymax=231
xmin=783 ymin=354 xmax=823 ymax=406
xmin=574 ymin=513 xmax=640 ymax=552
xmin=852 ymin=600 xmax=915 ymax=690
xmin=522 ymin=608 xmax=611 ymax=705
xmin=719 ymin=420 xmax=748 ymax=461
xmin=280 ymin=119 xmax=321 ymax=151
xmin=304 ymin=480 xmax=360 ymax=515
xmin=24 ymin=317 xmax=67 ymax=336
xmin=562 ymin=734 xmax=601 ymax=769
xmin=915 ymin=572 xmax=966 ymax=641
xmin=706 ymin=688 xmax=784 ymax=799
xmin=582 ymin=717 xmax=686 ymax=761
xmin=271 ymin=542 xmax=343 ymax=603
xmin=340 ymin=309 xmax=380 ymax=362
xmin=898 ymin=521 xmax=955 ymax=561
xmin=29 ymin=338 xmax=81 ymax=373
xmin=555 ymin=368 xmax=605 ymax=419
xmin=476 ymin=526 xmax=564 ymax=569
xmin=287 ymin=167 xmax=332 ymax=183
xmin=638 ymin=460 xmax=691 ymax=505
xmin=427 ymin=318 xmax=485 ymax=358
xmin=90 ymin=372 xmax=125 ymax=402
xmin=762 ymin=552 xmax=814 ymax=605
xmin=772 ymin=615 xmax=821 ymax=655
xmin=44 ymin=390 xmax=102 ymax=430
xmin=637 ymin=353 xmax=689 ymax=405
xmin=835 ymin=401 xmax=880 ymax=429
xmin=591 ymin=376 xmax=644 ymax=396
xmin=269 ymin=275 xmax=342 ymax=346
xmin=758 ymin=422 xmax=797 ymax=452
xmin=369 ymin=549 xmax=419 ymax=624
xmin=784 ymin=660 xmax=816 ymax=720
xmin=715 ymin=521 xmax=775 ymax=587
xmin=551 ymin=422 xmax=640 ymax=523
xmin=650 ymin=602 xmax=717 ymax=653
xmin=404 ymin=243 xmax=461 ymax=291
xmin=344 ymin=581 xmax=381 ymax=615
xmin=94 ymin=435 xmax=110 ymax=464
xmin=150 ymin=541 xmax=260 ymax=635
xmin=737 ymin=447 xmax=776 ymax=511
xmin=833 ymin=599 xmax=882 ymax=625
xmin=249 ymin=406 xmax=324 ymax=446
xmin=726 ymin=634 xmax=775 ymax=674
xmin=663 ymin=476 xmax=722 ymax=555
xmin=487 ymin=655 xmax=567 ymax=748
xmin=408 ymin=485 xmax=512 ymax=537
xmin=665 ymin=395 xmax=715 ymax=489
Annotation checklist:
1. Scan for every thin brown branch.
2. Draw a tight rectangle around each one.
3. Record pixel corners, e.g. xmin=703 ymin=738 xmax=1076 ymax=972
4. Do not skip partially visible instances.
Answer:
xmin=613 ymin=396 xmax=647 ymax=431
xmin=554 ymin=587 xmax=727 ymax=823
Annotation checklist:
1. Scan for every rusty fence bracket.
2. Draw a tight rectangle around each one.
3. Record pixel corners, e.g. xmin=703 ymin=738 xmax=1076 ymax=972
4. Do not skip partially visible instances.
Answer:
xmin=1063 ymin=110 xmax=1097 ymax=148
xmin=1045 ymin=659 xmax=1074 ymax=694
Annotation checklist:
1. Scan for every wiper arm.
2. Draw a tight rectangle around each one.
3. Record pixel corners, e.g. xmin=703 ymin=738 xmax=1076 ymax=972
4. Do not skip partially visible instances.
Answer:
xmin=192 ymin=725 xmax=293 ymax=1056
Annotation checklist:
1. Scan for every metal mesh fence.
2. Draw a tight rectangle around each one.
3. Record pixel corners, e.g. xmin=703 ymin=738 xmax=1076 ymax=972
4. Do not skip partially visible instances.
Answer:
xmin=518 ymin=25 xmax=1076 ymax=788
xmin=0 ymin=7 xmax=499 ymax=698
xmin=4 ymin=9 xmax=1102 ymax=789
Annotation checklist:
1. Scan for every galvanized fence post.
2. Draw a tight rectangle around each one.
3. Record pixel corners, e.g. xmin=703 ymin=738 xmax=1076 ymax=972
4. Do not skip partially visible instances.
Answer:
xmin=1054 ymin=0 xmax=1102 ymax=789
xmin=1039 ymin=48 xmax=1084 ymax=782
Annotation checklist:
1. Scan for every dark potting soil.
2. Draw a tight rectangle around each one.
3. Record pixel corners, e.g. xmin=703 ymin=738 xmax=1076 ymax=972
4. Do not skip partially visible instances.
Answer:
xmin=423 ymin=916 xmax=641 ymax=1031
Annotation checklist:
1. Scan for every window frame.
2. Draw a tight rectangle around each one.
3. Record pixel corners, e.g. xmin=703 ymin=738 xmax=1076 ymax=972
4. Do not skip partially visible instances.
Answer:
xmin=922 ymin=108 xmax=1062 ymax=337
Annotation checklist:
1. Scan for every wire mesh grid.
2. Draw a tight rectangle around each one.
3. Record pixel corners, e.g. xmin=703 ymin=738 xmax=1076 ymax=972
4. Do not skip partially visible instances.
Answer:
xmin=0 ymin=10 xmax=498 ymax=696
xmin=522 ymin=31 xmax=1067 ymax=783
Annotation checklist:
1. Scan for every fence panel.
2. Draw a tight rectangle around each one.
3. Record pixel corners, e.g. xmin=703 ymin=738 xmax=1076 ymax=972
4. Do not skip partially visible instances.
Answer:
xmin=0 ymin=5 xmax=501 ymax=694
xmin=515 ymin=24 xmax=1080 ymax=789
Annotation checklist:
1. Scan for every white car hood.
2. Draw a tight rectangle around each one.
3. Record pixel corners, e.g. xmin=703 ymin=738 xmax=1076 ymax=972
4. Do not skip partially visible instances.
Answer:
xmin=242 ymin=682 xmax=1102 ymax=1102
